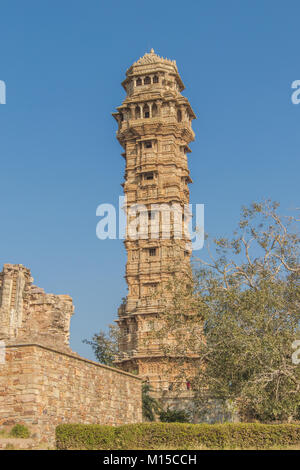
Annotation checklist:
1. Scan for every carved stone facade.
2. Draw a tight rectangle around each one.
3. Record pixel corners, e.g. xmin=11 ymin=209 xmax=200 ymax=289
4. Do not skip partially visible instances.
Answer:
xmin=113 ymin=50 xmax=197 ymax=398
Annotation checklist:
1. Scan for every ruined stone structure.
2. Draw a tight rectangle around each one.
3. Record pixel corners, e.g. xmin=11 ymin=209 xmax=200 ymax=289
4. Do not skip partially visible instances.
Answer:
xmin=0 ymin=264 xmax=142 ymax=443
xmin=113 ymin=50 xmax=197 ymax=401
xmin=0 ymin=264 xmax=73 ymax=350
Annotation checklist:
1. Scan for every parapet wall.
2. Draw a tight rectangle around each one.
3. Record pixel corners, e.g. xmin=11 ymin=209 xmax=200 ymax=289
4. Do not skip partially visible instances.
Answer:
xmin=0 ymin=344 xmax=142 ymax=443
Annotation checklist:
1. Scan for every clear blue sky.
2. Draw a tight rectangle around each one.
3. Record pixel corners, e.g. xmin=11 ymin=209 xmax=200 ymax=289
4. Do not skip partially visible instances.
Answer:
xmin=0 ymin=0 xmax=299 ymax=359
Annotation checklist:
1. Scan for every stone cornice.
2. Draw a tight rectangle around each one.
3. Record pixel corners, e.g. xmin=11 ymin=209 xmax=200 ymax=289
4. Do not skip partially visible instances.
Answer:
xmin=117 ymin=121 xmax=195 ymax=145
xmin=5 ymin=343 xmax=142 ymax=381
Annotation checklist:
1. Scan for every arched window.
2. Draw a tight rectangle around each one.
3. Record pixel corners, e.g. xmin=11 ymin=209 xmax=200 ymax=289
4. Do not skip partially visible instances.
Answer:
xmin=135 ymin=106 xmax=141 ymax=119
xmin=177 ymin=109 xmax=182 ymax=122
xmin=143 ymin=104 xmax=150 ymax=118
xmin=144 ymin=76 xmax=151 ymax=85
xmin=153 ymin=75 xmax=159 ymax=84
xmin=120 ymin=113 xmax=124 ymax=122
xmin=136 ymin=78 xmax=142 ymax=86
xmin=152 ymin=104 xmax=158 ymax=117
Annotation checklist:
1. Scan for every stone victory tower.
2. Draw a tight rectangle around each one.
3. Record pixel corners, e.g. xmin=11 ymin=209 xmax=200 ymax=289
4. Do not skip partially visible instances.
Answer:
xmin=113 ymin=50 xmax=196 ymax=397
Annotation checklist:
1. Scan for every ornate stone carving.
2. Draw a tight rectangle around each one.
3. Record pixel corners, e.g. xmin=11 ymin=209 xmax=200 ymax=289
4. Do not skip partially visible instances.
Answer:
xmin=113 ymin=50 xmax=197 ymax=398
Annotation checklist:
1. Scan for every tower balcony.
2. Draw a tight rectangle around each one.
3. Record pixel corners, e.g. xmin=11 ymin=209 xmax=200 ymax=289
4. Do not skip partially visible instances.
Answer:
xmin=140 ymin=155 xmax=158 ymax=166
xmin=117 ymin=298 xmax=163 ymax=318
xmin=117 ymin=117 xmax=195 ymax=143
xmin=136 ymin=297 xmax=162 ymax=311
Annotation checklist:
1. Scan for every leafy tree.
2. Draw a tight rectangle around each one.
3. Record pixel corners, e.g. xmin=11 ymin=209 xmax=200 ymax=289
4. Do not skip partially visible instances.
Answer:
xmin=83 ymin=324 xmax=119 ymax=367
xmin=142 ymin=383 xmax=162 ymax=421
xmin=156 ymin=201 xmax=300 ymax=422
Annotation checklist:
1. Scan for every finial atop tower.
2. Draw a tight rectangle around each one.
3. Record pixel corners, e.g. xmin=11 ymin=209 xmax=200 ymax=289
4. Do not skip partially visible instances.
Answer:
xmin=150 ymin=48 xmax=155 ymax=53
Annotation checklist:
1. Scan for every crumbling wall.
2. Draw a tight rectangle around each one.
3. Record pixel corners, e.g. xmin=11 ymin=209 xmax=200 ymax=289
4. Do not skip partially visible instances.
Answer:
xmin=0 ymin=264 xmax=143 ymax=443
xmin=0 ymin=264 xmax=74 ymax=350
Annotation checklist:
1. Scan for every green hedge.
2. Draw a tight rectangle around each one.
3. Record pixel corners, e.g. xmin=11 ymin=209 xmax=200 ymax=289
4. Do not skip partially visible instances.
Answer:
xmin=56 ymin=422 xmax=300 ymax=450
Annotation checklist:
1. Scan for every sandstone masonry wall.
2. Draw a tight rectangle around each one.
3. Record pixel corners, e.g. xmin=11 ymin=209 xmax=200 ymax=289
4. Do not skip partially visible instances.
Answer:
xmin=0 ymin=344 xmax=142 ymax=443
xmin=0 ymin=264 xmax=142 ymax=444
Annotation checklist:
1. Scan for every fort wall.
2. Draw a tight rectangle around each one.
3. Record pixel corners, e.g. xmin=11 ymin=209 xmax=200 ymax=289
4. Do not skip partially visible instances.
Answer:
xmin=0 ymin=265 xmax=142 ymax=444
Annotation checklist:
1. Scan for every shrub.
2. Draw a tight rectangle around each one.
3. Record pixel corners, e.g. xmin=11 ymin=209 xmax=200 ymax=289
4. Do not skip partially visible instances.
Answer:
xmin=159 ymin=407 xmax=191 ymax=423
xmin=10 ymin=424 xmax=30 ymax=439
xmin=56 ymin=422 xmax=300 ymax=450
xmin=56 ymin=424 xmax=117 ymax=450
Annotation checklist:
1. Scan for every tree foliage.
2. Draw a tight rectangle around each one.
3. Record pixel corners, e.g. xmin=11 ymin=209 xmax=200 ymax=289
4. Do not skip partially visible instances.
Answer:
xmin=83 ymin=324 xmax=119 ymax=367
xmin=159 ymin=407 xmax=191 ymax=423
xmin=157 ymin=201 xmax=300 ymax=422
xmin=142 ymin=383 xmax=162 ymax=421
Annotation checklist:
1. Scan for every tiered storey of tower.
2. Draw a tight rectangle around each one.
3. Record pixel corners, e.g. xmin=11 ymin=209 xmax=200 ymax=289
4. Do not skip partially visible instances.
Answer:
xmin=113 ymin=50 xmax=196 ymax=394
